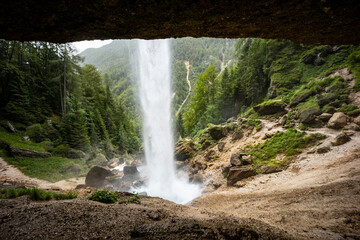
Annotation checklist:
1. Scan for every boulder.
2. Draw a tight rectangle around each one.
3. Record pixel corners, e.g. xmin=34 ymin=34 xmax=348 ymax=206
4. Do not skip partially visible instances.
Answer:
xmin=108 ymin=158 xmax=120 ymax=168
xmin=331 ymin=134 xmax=351 ymax=146
xmin=227 ymin=166 xmax=256 ymax=186
xmin=253 ymin=101 xmax=285 ymax=115
xmin=218 ymin=142 xmax=226 ymax=152
xmin=9 ymin=146 xmax=51 ymax=158
xmin=290 ymin=89 xmax=314 ymax=107
xmin=205 ymin=150 xmax=216 ymax=162
xmin=354 ymin=115 xmax=360 ymax=126
xmin=241 ymin=155 xmax=252 ymax=165
xmin=280 ymin=115 xmax=287 ymax=126
xmin=85 ymin=166 xmax=115 ymax=188
xmin=207 ymin=124 xmax=227 ymax=140
xmin=230 ymin=151 xmax=248 ymax=166
xmin=175 ymin=138 xmax=195 ymax=161
xmin=318 ymin=113 xmax=332 ymax=122
xmin=230 ymin=153 xmax=242 ymax=166
xmin=260 ymin=165 xmax=282 ymax=174
xmin=231 ymin=130 xmax=243 ymax=141
xmin=23 ymin=136 xmax=30 ymax=141
xmin=316 ymin=146 xmax=331 ymax=154
xmin=267 ymin=81 xmax=278 ymax=99
xmin=65 ymin=149 xmax=86 ymax=159
xmin=317 ymin=93 xmax=338 ymax=107
xmin=123 ymin=165 xmax=139 ymax=175
xmin=328 ymin=112 xmax=347 ymax=129
xmin=298 ymin=107 xmax=321 ymax=123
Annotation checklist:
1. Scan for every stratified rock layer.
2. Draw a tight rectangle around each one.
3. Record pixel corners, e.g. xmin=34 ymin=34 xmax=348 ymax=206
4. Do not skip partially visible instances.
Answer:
xmin=1 ymin=1 xmax=359 ymax=44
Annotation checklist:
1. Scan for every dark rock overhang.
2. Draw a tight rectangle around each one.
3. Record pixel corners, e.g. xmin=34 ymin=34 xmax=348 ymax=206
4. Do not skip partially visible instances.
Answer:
xmin=0 ymin=0 xmax=359 ymax=44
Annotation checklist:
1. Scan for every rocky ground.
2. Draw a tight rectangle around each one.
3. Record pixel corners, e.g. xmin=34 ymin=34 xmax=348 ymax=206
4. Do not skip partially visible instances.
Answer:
xmin=0 ymin=194 xmax=293 ymax=239
xmin=1 ymin=68 xmax=360 ymax=239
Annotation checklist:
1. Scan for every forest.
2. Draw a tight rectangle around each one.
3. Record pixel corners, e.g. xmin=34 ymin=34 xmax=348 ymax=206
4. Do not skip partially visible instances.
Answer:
xmin=0 ymin=41 xmax=140 ymax=159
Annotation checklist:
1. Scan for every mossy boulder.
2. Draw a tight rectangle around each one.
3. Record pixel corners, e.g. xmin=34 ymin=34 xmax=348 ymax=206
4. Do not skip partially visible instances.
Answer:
xmin=175 ymin=138 xmax=196 ymax=161
xmin=9 ymin=146 xmax=51 ymax=158
xmin=297 ymin=98 xmax=321 ymax=123
xmin=317 ymin=93 xmax=338 ymax=107
xmin=207 ymin=124 xmax=227 ymax=140
xmin=290 ymin=88 xmax=314 ymax=107
xmin=253 ymin=100 xmax=286 ymax=115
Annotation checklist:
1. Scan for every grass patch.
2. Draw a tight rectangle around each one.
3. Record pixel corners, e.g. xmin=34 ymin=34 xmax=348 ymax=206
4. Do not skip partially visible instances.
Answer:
xmin=0 ymin=127 xmax=47 ymax=151
xmin=0 ymin=187 xmax=77 ymax=200
xmin=1 ymin=153 xmax=89 ymax=182
xmin=246 ymin=129 xmax=326 ymax=168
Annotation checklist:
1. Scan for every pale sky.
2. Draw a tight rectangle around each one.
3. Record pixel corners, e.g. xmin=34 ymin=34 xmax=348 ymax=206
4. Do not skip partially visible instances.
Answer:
xmin=71 ymin=40 xmax=113 ymax=53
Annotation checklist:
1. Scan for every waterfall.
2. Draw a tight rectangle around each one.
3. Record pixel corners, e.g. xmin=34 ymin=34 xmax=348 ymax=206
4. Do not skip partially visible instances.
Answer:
xmin=137 ymin=39 xmax=201 ymax=204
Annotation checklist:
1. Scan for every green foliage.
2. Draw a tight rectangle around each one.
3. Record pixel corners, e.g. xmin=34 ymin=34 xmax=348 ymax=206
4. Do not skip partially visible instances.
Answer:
xmin=0 ymin=127 xmax=47 ymax=151
xmin=338 ymin=105 xmax=360 ymax=116
xmin=88 ymin=189 xmax=118 ymax=204
xmin=0 ymin=187 xmax=77 ymax=200
xmin=296 ymin=97 xmax=320 ymax=112
xmin=347 ymin=47 xmax=360 ymax=90
xmin=119 ymin=193 xmax=142 ymax=205
xmin=0 ymin=40 xmax=141 ymax=155
xmin=183 ymin=65 xmax=217 ymax=135
xmin=298 ymin=123 xmax=308 ymax=131
xmin=247 ymin=129 xmax=326 ymax=168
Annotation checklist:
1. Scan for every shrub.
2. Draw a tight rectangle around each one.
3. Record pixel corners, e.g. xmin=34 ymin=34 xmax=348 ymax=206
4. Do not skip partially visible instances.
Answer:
xmin=119 ymin=193 xmax=141 ymax=205
xmin=88 ymin=190 xmax=118 ymax=204
xmin=26 ymin=124 xmax=46 ymax=143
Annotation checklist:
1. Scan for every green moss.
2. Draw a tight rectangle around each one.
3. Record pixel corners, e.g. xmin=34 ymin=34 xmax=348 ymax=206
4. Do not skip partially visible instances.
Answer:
xmin=321 ymin=104 xmax=335 ymax=113
xmin=296 ymin=97 xmax=320 ymax=112
xmin=0 ymin=187 xmax=77 ymax=200
xmin=347 ymin=48 xmax=360 ymax=90
xmin=338 ymin=105 xmax=360 ymax=116
xmin=290 ymin=87 xmax=314 ymax=106
xmin=298 ymin=123 xmax=308 ymax=131
xmin=247 ymin=129 xmax=326 ymax=169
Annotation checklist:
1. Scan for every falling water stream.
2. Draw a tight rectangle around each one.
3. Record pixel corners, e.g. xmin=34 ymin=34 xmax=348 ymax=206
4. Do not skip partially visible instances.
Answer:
xmin=136 ymin=39 xmax=201 ymax=204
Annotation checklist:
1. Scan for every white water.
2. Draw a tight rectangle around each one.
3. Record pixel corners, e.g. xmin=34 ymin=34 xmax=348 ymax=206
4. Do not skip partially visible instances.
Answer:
xmin=136 ymin=39 xmax=201 ymax=204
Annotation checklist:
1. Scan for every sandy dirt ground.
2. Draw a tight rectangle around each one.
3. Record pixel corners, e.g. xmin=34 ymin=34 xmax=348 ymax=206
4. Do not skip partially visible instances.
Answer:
xmin=0 ymin=158 xmax=84 ymax=191
xmin=193 ymin=128 xmax=360 ymax=239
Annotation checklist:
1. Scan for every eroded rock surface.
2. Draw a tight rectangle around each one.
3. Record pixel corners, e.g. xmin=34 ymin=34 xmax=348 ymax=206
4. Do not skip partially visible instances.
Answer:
xmin=1 ymin=1 xmax=359 ymax=44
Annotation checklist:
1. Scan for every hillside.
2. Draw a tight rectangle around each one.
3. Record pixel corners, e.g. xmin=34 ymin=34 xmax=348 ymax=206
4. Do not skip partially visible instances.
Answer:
xmin=80 ymin=38 xmax=237 ymax=122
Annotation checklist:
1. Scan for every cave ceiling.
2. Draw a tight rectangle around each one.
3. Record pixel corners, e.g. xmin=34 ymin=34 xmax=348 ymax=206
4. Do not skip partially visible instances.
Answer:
xmin=0 ymin=0 xmax=359 ymax=44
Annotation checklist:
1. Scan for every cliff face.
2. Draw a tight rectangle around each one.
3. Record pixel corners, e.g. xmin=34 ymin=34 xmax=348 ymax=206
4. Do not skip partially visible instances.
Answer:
xmin=1 ymin=0 xmax=360 ymax=44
